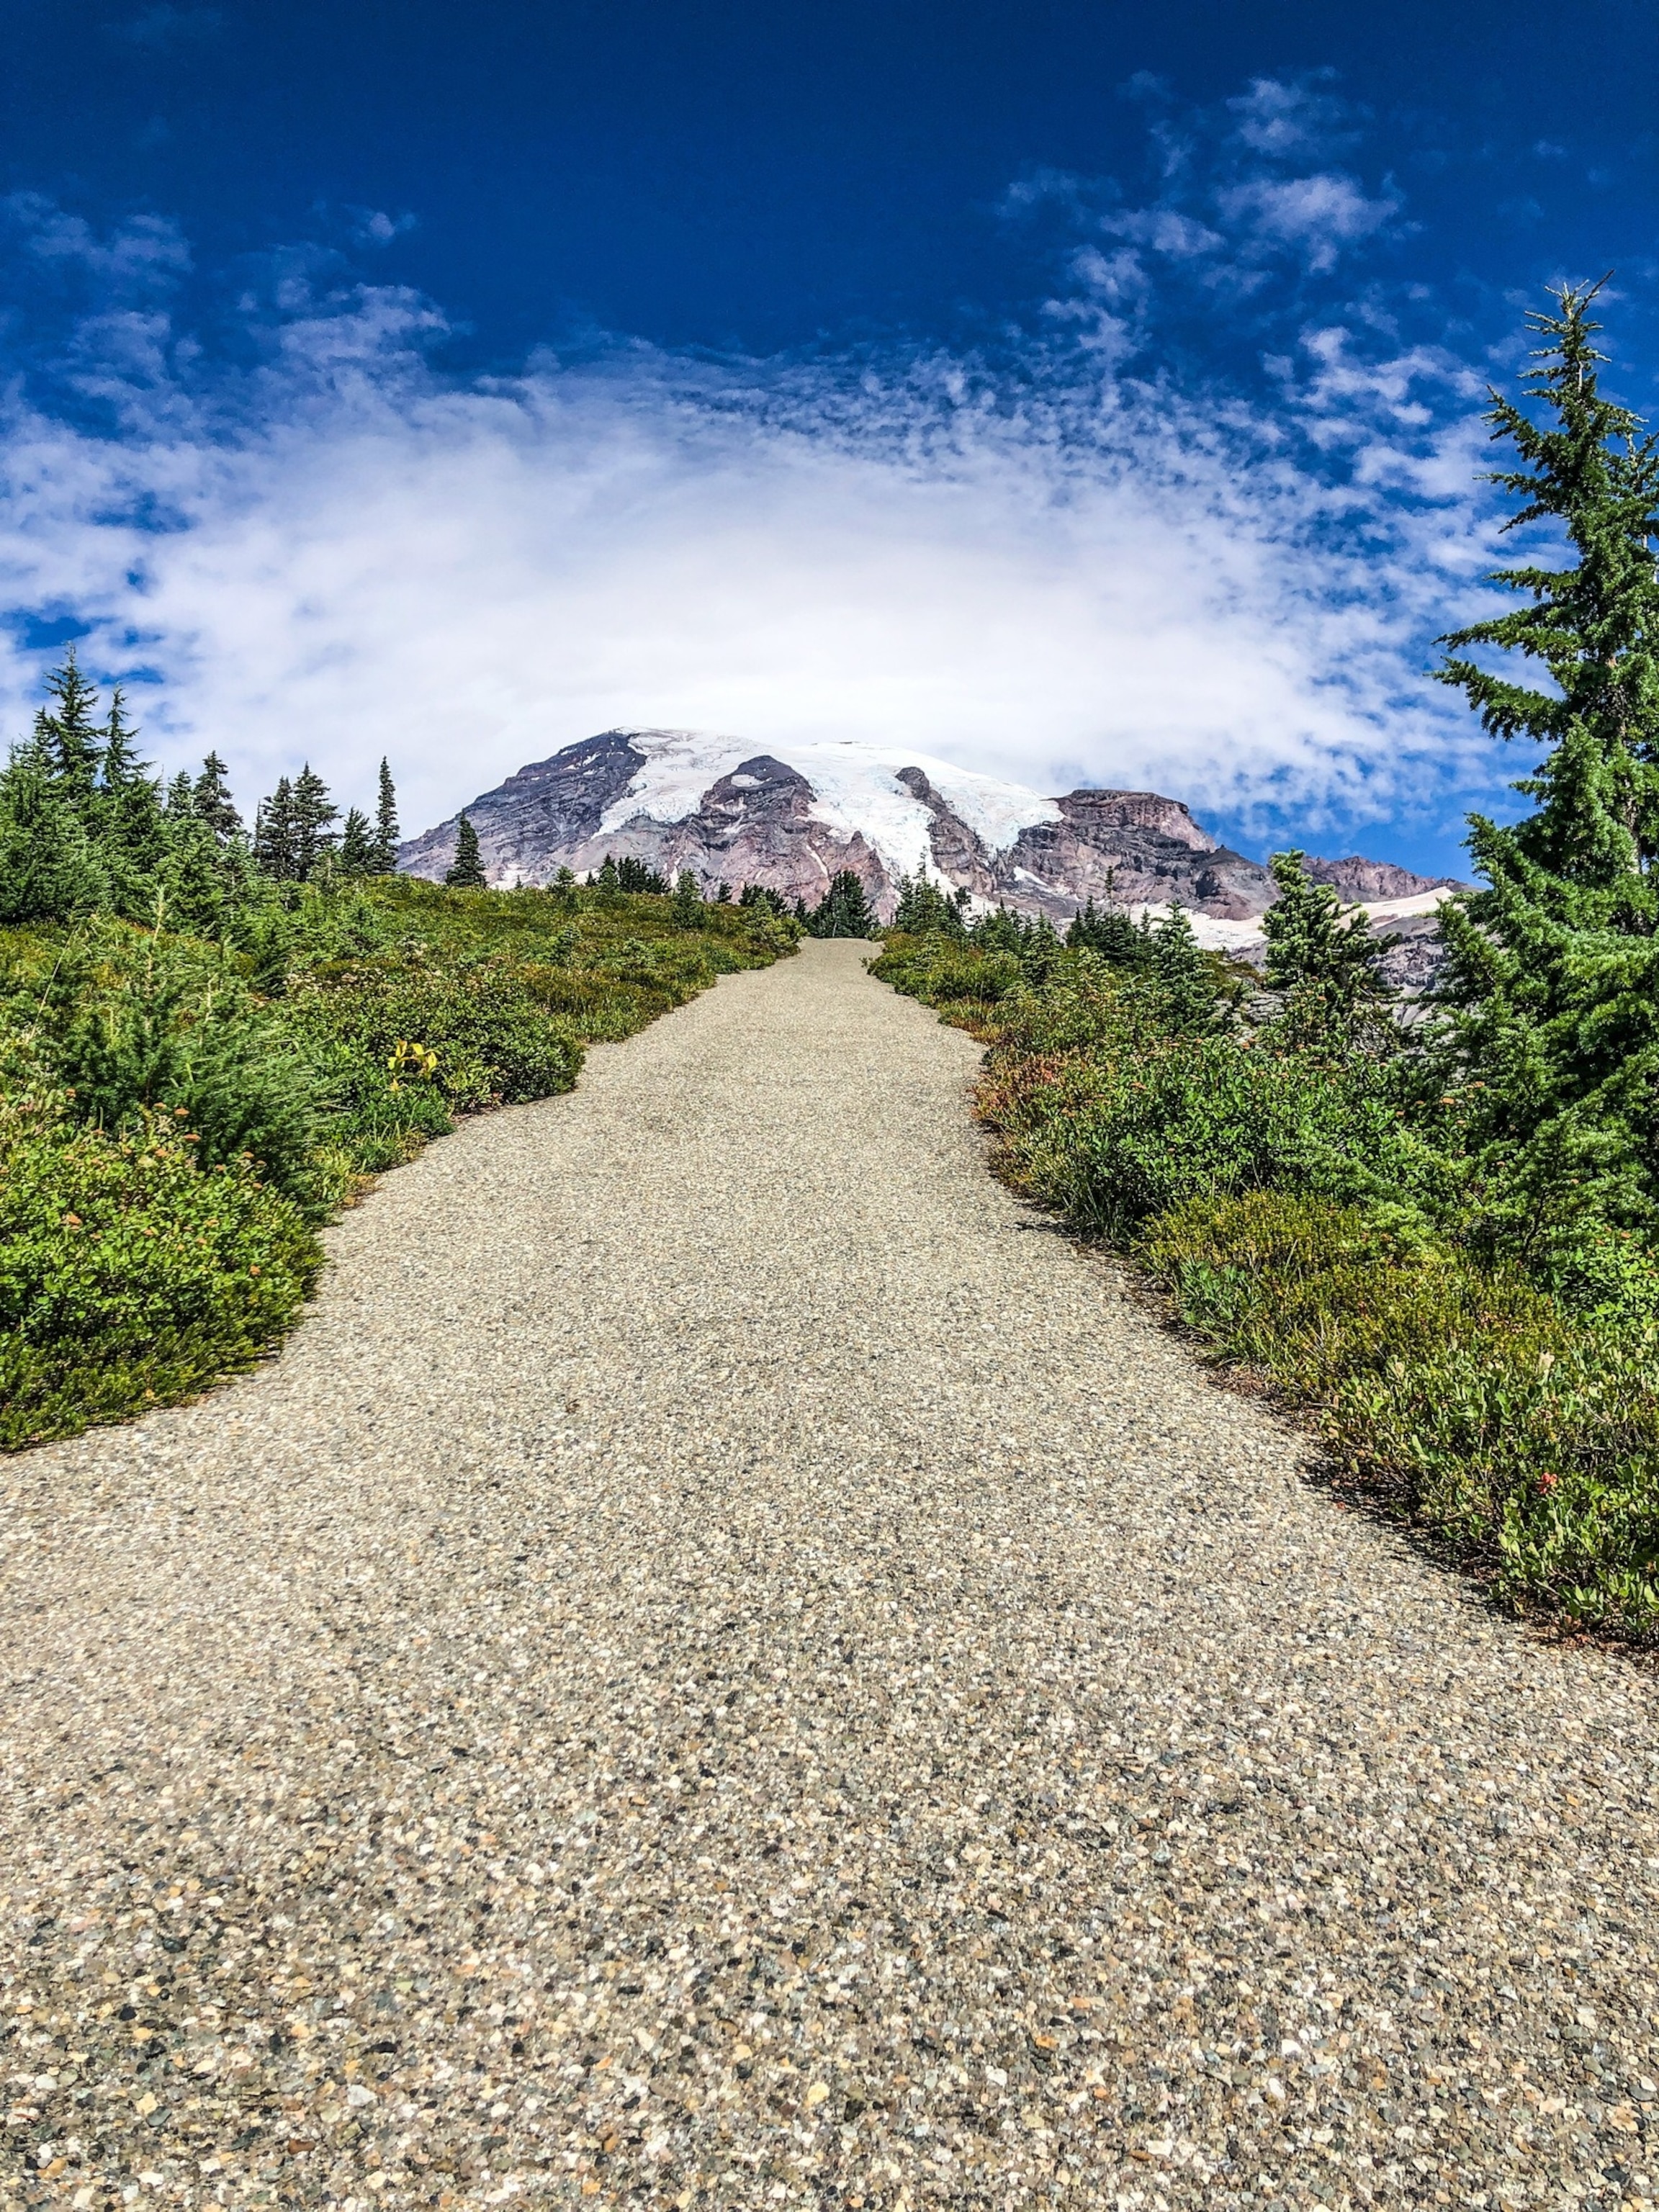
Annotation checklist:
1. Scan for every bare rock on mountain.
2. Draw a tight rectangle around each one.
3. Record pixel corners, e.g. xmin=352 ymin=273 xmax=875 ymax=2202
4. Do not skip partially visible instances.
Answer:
xmin=1305 ymin=855 xmax=1461 ymax=902
xmin=895 ymin=766 xmax=999 ymax=902
xmin=997 ymin=791 xmax=1275 ymax=921
xmin=397 ymin=730 xmax=649 ymax=885
xmin=622 ymin=755 xmax=890 ymax=909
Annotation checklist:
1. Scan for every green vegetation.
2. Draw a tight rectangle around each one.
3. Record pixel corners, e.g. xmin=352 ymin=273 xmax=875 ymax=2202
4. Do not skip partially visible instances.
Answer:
xmin=444 ymin=811 xmax=487 ymax=887
xmin=0 ymin=696 xmax=800 ymax=1449
xmin=873 ymin=284 xmax=1659 ymax=1642
xmin=802 ymin=868 xmax=879 ymax=938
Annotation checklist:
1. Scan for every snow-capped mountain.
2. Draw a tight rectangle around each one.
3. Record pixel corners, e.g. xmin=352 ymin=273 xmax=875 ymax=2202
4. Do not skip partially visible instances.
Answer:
xmin=398 ymin=727 xmax=1454 ymax=934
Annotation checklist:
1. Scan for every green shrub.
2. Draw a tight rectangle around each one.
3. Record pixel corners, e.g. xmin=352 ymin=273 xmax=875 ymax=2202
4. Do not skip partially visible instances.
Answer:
xmin=281 ymin=965 xmax=583 ymax=1115
xmin=30 ymin=921 xmax=321 ymax=1208
xmin=0 ymin=1094 xmax=320 ymax=1449
xmin=979 ymin=994 xmax=1454 ymax=1244
xmin=869 ymin=932 xmax=1023 ymax=1006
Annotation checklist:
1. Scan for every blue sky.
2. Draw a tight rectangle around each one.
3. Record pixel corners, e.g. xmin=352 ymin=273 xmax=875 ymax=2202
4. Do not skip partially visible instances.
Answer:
xmin=1 ymin=0 xmax=1656 ymax=873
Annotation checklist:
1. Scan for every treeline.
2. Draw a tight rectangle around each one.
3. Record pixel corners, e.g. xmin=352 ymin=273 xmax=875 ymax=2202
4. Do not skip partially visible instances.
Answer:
xmin=577 ymin=857 xmax=878 ymax=938
xmin=875 ymin=282 xmax=1659 ymax=1641
xmin=0 ymin=655 xmax=403 ymax=932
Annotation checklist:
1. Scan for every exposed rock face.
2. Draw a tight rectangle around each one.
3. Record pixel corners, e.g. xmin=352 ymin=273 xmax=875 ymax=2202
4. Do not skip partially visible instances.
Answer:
xmin=629 ymin=755 xmax=891 ymax=908
xmin=400 ymin=727 xmax=1443 ymax=930
xmin=996 ymin=791 xmax=1275 ymax=922
xmin=1305 ymin=855 xmax=1460 ymax=902
xmin=397 ymin=731 xmax=649 ymax=886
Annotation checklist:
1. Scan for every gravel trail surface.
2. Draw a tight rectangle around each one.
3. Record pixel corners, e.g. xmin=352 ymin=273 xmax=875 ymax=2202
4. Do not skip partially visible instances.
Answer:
xmin=4 ymin=938 xmax=1659 ymax=2212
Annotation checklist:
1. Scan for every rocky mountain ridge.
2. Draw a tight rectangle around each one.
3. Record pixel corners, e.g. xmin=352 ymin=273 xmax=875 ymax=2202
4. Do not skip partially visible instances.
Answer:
xmin=400 ymin=728 xmax=1458 ymax=933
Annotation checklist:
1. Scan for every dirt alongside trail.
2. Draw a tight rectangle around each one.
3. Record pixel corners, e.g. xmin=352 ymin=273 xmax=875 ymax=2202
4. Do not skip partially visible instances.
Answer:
xmin=3 ymin=937 xmax=1657 ymax=2211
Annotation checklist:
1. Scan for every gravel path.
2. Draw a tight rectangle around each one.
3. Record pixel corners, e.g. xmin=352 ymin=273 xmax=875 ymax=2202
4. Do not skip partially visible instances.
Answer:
xmin=4 ymin=938 xmax=1659 ymax=2212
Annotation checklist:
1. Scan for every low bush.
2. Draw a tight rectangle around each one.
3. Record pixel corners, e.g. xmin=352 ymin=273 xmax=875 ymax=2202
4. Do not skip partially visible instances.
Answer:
xmin=0 ymin=1092 xmax=320 ymax=1449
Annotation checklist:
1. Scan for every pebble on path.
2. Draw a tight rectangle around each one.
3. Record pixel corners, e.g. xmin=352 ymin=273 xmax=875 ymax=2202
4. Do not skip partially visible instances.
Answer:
xmin=2 ymin=938 xmax=1658 ymax=2211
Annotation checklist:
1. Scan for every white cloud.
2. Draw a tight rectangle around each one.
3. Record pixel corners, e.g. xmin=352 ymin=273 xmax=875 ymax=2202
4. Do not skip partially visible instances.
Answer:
xmin=0 ymin=204 xmax=1503 ymax=848
xmin=348 ymin=208 xmax=419 ymax=249
xmin=1226 ymin=76 xmax=1354 ymax=161
xmin=4 ymin=195 xmax=191 ymax=293
xmin=1217 ymin=173 xmax=1400 ymax=274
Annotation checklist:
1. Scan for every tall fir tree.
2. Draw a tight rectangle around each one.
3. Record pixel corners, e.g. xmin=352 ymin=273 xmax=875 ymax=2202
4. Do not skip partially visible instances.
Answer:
xmin=445 ymin=812 xmax=487 ymax=887
xmin=369 ymin=757 xmax=399 ymax=873
xmin=95 ymin=688 xmax=167 ymax=909
xmin=0 ymin=734 xmax=109 ymax=922
xmin=289 ymin=763 xmax=338 ymax=877
xmin=1262 ymin=850 xmax=1395 ymax=1052
xmin=253 ymin=777 xmax=300 ymax=881
xmin=891 ymin=872 xmax=967 ymax=936
xmin=1433 ymin=279 xmax=1659 ymax=1243
xmin=1066 ymin=890 xmax=1148 ymax=966
xmin=1147 ymin=904 xmax=1220 ymax=1032
xmin=807 ymin=869 xmax=876 ymax=938
xmin=670 ymin=866 xmax=703 ymax=925
xmin=338 ymin=807 xmax=376 ymax=875
xmin=193 ymin=752 xmax=243 ymax=845
xmin=35 ymin=649 xmax=104 ymax=815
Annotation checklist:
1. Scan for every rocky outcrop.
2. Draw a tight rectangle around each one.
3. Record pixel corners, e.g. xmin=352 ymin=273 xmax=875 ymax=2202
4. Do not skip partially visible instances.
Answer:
xmin=400 ymin=727 xmax=1447 ymax=930
xmin=1305 ymin=855 xmax=1460 ymax=902
xmin=996 ymin=791 xmax=1276 ymax=921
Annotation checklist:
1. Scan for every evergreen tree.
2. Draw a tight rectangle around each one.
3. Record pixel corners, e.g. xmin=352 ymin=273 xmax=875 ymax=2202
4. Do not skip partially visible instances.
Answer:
xmin=0 ymin=734 xmax=109 ymax=922
xmin=1262 ymin=850 xmax=1395 ymax=1051
xmin=616 ymin=855 xmax=668 ymax=894
xmin=1434 ymin=279 xmax=1659 ymax=1244
xmin=670 ymin=867 xmax=703 ymax=925
xmin=159 ymin=808 xmax=232 ymax=937
xmin=339 ymin=807 xmax=376 ymax=875
xmin=194 ymin=752 xmax=243 ymax=845
xmin=806 ymin=868 xmax=877 ymax=938
xmin=35 ymin=649 xmax=103 ymax=815
xmin=369 ymin=756 xmax=400 ymax=872
xmin=972 ymin=904 xmax=1026 ymax=955
xmin=891 ymin=872 xmax=967 ymax=935
xmin=253 ymin=778 xmax=299 ymax=881
xmin=1020 ymin=912 xmax=1063 ymax=987
xmin=95 ymin=688 xmax=167 ymax=908
xmin=596 ymin=854 xmax=621 ymax=892
xmin=1148 ymin=904 xmax=1219 ymax=1033
xmin=1066 ymin=891 xmax=1148 ymax=966
xmin=445 ymin=811 xmax=487 ymax=887
xmin=289 ymin=763 xmax=338 ymax=877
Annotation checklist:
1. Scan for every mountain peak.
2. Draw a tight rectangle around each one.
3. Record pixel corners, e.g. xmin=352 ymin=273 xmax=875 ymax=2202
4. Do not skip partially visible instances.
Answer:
xmin=398 ymin=728 xmax=1429 ymax=927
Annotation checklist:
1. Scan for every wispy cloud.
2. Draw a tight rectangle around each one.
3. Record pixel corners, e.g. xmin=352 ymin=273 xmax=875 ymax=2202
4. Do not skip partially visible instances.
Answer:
xmin=1226 ymin=74 xmax=1359 ymax=162
xmin=1216 ymin=172 xmax=1400 ymax=275
xmin=346 ymin=208 xmax=420 ymax=249
xmin=0 ymin=94 xmax=1508 ymax=848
